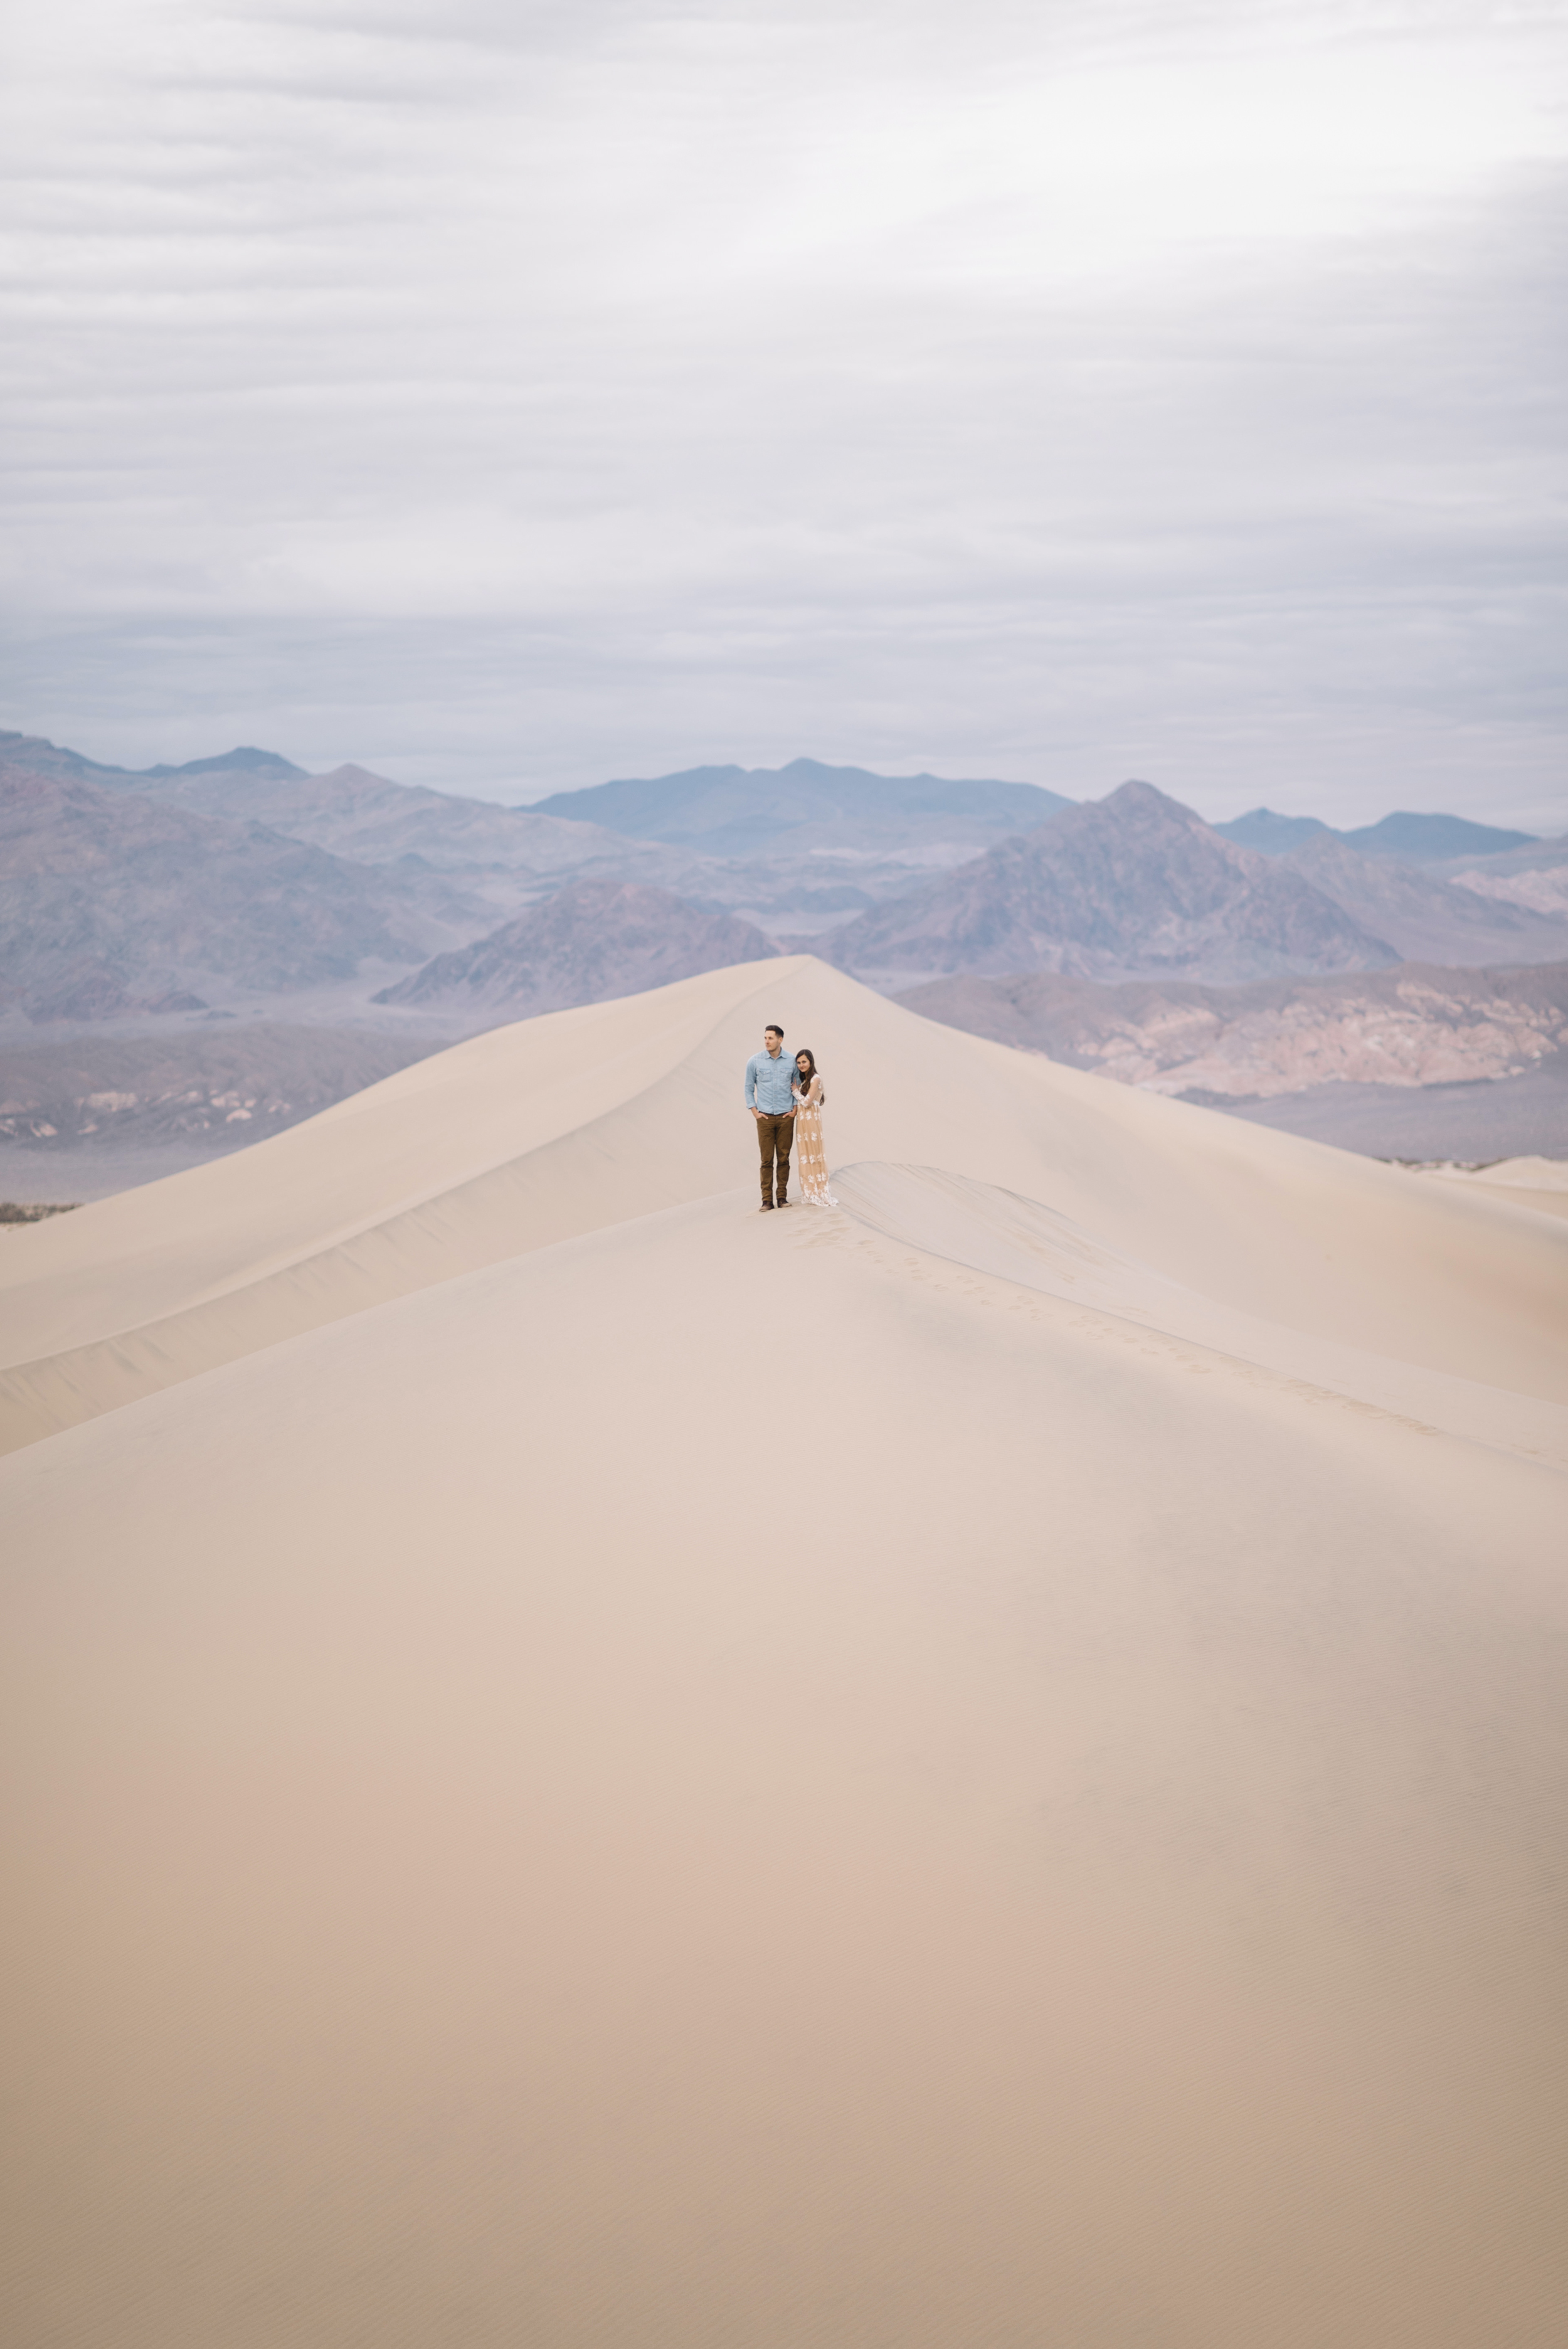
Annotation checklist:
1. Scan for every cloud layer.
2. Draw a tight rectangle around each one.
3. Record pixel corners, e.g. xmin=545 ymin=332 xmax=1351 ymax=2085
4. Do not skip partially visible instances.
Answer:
xmin=1 ymin=0 xmax=1564 ymax=821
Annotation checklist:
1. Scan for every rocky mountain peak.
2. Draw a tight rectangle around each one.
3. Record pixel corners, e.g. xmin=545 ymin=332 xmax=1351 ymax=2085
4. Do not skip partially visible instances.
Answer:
xmin=813 ymin=778 xmax=1396 ymax=985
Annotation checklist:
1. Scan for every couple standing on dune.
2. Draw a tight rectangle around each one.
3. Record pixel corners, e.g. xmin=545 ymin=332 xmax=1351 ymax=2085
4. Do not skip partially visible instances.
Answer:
xmin=744 ymin=1024 xmax=838 ymax=1212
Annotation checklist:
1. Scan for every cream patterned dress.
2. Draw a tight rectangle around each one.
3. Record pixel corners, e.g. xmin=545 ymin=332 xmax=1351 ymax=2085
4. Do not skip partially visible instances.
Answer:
xmin=793 ymin=1075 xmax=837 ymax=1206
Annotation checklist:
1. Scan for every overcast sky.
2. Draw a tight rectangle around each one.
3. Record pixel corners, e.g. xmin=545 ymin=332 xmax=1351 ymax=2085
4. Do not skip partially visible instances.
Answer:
xmin=1 ymin=0 xmax=1564 ymax=824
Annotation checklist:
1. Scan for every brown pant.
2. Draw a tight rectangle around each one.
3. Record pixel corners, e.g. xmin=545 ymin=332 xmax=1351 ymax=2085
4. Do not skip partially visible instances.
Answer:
xmin=755 ymin=1110 xmax=794 ymax=1204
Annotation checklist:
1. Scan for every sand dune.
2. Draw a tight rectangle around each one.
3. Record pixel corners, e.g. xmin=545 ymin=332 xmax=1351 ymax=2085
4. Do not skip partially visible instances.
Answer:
xmin=4 ymin=957 xmax=1564 ymax=1450
xmin=1419 ymin=1152 xmax=1568 ymax=1222
xmin=3 ymin=957 xmax=1566 ymax=2346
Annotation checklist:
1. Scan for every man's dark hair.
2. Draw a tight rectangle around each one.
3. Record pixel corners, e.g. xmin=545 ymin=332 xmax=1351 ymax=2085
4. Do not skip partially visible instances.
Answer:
xmin=764 ymin=1024 xmax=783 ymax=1038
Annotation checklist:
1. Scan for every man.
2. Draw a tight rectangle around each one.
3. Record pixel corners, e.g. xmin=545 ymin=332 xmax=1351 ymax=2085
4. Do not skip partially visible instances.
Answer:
xmin=744 ymin=1022 xmax=796 ymax=1210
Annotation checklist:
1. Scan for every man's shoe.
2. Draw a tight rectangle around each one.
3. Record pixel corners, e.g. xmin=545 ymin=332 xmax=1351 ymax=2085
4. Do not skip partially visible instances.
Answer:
xmin=760 ymin=1201 xmax=775 ymax=1211
xmin=776 ymin=1197 xmax=789 ymax=1207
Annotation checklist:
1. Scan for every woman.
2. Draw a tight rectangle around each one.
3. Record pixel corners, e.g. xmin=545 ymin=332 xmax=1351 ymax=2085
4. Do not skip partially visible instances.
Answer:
xmin=791 ymin=1049 xmax=838 ymax=1206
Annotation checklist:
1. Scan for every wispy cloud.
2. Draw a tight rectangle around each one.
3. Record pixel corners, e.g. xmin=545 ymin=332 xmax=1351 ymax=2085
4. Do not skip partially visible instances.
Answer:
xmin=1 ymin=0 xmax=1563 ymax=823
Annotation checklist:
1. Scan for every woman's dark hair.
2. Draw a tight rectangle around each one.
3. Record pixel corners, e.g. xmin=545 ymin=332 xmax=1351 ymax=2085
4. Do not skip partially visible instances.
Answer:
xmin=794 ymin=1049 xmax=820 ymax=1095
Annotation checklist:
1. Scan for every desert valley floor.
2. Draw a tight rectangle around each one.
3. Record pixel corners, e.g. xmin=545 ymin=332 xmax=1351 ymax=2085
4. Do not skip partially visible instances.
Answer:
xmin=2 ymin=956 xmax=1566 ymax=2347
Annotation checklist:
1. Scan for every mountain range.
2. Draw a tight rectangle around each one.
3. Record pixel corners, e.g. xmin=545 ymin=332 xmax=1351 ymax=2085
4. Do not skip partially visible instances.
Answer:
xmin=527 ymin=756 xmax=1072 ymax=858
xmin=6 ymin=737 xmax=1564 ymax=1020
xmin=3 ymin=729 xmax=1564 ymax=1174
xmin=373 ymin=882 xmax=778 ymax=1017
xmin=814 ymin=780 xmax=1398 ymax=985
xmin=1271 ymin=831 xmax=1567 ymax=966
xmin=2 ymin=736 xmax=1069 ymax=940
xmin=1216 ymin=807 xmax=1538 ymax=861
xmin=815 ymin=783 xmax=1568 ymax=985
xmin=0 ymin=763 xmax=470 ymax=1022
xmin=0 ymin=734 xmax=312 ymax=786
xmin=111 ymin=755 xmax=671 ymax=902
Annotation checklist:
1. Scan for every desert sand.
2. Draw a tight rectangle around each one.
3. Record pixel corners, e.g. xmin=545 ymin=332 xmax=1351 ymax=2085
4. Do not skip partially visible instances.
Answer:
xmin=3 ymin=955 xmax=1566 ymax=2347
xmin=1417 ymin=1152 xmax=1568 ymax=1223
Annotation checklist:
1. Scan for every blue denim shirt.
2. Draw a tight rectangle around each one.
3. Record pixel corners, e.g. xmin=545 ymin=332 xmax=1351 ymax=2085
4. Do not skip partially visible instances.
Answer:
xmin=744 ymin=1048 xmax=797 ymax=1115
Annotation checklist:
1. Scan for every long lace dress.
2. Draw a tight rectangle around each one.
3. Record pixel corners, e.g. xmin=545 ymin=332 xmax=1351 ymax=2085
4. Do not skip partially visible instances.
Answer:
xmin=793 ymin=1075 xmax=838 ymax=1206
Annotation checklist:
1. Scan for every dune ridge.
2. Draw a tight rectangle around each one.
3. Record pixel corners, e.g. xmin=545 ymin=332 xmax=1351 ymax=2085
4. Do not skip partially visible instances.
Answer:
xmin=3 ymin=957 xmax=1566 ymax=2347
xmin=3 ymin=958 xmax=1564 ymax=1450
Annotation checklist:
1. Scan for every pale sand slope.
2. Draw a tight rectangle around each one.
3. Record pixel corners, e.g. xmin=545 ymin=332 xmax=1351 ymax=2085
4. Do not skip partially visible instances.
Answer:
xmin=3 ymin=963 xmax=1568 ymax=2346
xmin=1 ymin=957 xmax=1565 ymax=1454
xmin=1418 ymin=1153 xmax=1568 ymax=1223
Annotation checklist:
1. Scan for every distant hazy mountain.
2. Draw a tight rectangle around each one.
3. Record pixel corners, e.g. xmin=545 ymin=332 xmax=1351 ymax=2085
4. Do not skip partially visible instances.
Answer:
xmin=136 ymin=745 xmax=310 ymax=782
xmin=1280 ymin=833 xmax=1568 ymax=965
xmin=374 ymin=879 xmax=778 ymax=1017
xmin=9 ymin=726 xmax=1558 ymax=1036
xmin=129 ymin=759 xmax=669 ymax=896
xmin=9 ymin=734 xmax=681 ymax=916
xmin=1217 ymin=802 xmax=1537 ymax=864
xmin=0 ymin=764 xmax=441 ymax=1021
xmin=1214 ymin=809 xmax=1334 ymax=854
xmin=1338 ymin=812 xmax=1537 ymax=861
xmin=527 ymin=756 xmax=1073 ymax=859
xmin=815 ymin=780 xmax=1396 ymax=985
xmin=897 ymin=962 xmax=1568 ymax=1100
xmin=0 ymin=731 xmax=127 ymax=782
xmin=0 ymin=731 xmax=307 ymax=785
